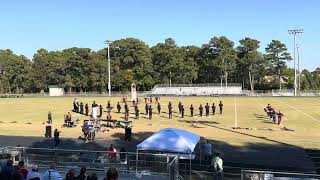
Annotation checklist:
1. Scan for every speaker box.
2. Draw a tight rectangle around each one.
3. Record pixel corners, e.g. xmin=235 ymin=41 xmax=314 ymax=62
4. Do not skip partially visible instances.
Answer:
xmin=45 ymin=125 xmax=52 ymax=138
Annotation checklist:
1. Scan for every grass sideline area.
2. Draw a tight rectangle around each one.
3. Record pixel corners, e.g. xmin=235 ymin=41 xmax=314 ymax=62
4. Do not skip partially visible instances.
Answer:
xmin=0 ymin=96 xmax=320 ymax=150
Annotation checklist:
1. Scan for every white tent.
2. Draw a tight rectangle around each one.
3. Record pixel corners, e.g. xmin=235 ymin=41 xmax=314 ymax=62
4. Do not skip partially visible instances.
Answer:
xmin=137 ymin=128 xmax=200 ymax=153
xmin=136 ymin=128 xmax=200 ymax=177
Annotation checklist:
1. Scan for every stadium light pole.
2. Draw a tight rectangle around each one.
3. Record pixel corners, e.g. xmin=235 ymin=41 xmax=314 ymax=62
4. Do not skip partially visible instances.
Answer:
xmin=105 ymin=40 xmax=113 ymax=97
xmin=288 ymin=29 xmax=303 ymax=96
xmin=296 ymin=44 xmax=302 ymax=92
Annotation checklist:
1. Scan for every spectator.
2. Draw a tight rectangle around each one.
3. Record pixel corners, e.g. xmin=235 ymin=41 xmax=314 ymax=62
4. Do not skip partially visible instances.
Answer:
xmin=0 ymin=166 xmax=3 ymax=180
xmin=26 ymin=165 xmax=42 ymax=180
xmin=42 ymin=163 xmax=63 ymax=180
xmin=12 ymin=165 xmax=24 ymax=180
xmin=203 ymin=140 xmax=213 ymax=161
xmin=211 ymin=153 xmax=223 ymax=180
xmin=119 ymin=147 xmax=127 ymax=162
xmin=18 ymin=161 xmax=28 ymax=180
xmin=104 ymin=167 xmax=118 ymax=180
xmin=65 ymin=169 xmax=76 ymax=180
xmin=89 ymin=173 xmax=98 ymax=180
xmin=108 ymin=144 xmax=117 ymax=160
xmin=76 ymin=167 xmax=89 ymax=180
xmin=53 ymin=129 xmax=61 ymax=148
xmin=2 ymin=159 xmax=14 ymax=179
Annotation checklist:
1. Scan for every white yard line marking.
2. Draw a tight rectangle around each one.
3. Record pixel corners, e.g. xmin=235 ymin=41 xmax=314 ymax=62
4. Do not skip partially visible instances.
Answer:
xmin=273 ymin=98 xmax=320 ymax=123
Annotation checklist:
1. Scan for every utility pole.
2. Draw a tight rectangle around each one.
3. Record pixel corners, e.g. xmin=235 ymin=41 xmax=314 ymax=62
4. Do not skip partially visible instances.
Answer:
xmin=169 ymin=71 xmax=172 ymax=87
xmin=288 ymin=29 xmax=303 ymax=96
xmin=105 ymin=40 xmax=113 ymax=97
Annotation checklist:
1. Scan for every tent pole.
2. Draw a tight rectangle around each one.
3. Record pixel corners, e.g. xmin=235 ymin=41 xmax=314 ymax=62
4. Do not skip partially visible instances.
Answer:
xmin=200 ymin=143 xmax=202 ymax=165
xmin=189 ymin=153 xmax=191 ymax=180
xmin=136 ymin=149 xmax=138 ymax=174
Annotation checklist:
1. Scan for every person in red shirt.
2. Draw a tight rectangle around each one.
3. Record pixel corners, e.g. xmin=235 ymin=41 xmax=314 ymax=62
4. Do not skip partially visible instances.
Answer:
xmin=108 ymin=144 xmax=117 ymax=160
xmin=18 ymin=161 xmax=28 ymax=180
xmin=277 ymin=110 xmax=284 ymax=125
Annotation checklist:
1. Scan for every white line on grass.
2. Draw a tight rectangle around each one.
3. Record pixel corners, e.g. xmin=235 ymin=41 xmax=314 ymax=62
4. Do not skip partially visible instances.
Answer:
xmin=234 ymin=97 xmax=238 ymax=128
xmin=273 ymin=98 xmax=320 ymax=123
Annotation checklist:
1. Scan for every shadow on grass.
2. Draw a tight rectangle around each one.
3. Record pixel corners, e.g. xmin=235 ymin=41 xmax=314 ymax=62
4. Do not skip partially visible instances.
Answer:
xmin=178 ymin=119 xmax=220 ymax=125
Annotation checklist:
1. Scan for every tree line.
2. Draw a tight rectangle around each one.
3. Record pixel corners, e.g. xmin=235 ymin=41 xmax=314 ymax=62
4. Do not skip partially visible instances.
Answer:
xmin=0 ymin=37 xmax=318 ymax=94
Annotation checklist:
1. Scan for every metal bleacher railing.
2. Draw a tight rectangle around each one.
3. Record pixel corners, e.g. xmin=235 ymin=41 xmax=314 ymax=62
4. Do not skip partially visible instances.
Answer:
xmin=1 ymin=146 xmax=178 ymax=179
xmin=241 ymin=169 xmax=320 ymax=180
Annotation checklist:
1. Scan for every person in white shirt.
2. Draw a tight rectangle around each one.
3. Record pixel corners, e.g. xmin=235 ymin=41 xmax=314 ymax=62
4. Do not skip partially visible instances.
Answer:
xmin=203 ymin=140 xmax=213 ymax=161
xmin=26 ymin=165 xmax=42 ymax=180
xmin=211 ymin=153 xmax=223 ymax=180
xmin=42 ymin=164 xmax=62 ymax=180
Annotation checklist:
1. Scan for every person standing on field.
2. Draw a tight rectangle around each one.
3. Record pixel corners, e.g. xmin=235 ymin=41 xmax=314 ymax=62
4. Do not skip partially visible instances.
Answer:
xmin=205 ymin=103 xmax=210 ymax=116
xmin=199 ymin=104 xmax=203 ymax=117
xmin=168 ymin=102 xmax=173 ymax=119
xmin=178 ymin=101 xmax=182 ymax=114
xmin=277 ymin=110 xmax=284 ymax=125
xmin=117 ymin=102 xmax=121 ymax=113
xmin=48 ymin=111 xmax=52 ymax=124
xmin=145 ymin=103 xmax=149 ymax=115
xmin=190 ymin=105 xmax=194 ymax=117
xmin=157 ymin=103 xmax=161 ymax=114
xmin=148 ymin=105 xmax=153 ymax=120
xmin=212 ymin=103 xmax=216 ymax=115
xmin=85 ymin=103 xmax=89 ymax=116
xmin=219 ymin=101 xmax=223 ymax=114
xmin=181 ymin=105 xmax=185 ymax=118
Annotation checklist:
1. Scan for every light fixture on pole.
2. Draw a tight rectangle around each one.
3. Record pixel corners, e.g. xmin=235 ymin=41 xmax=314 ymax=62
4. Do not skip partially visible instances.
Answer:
xmin=288 ymin=29 xmax=303 ymax=96
xmin=105 ymin=40 xmax=113 ymax=97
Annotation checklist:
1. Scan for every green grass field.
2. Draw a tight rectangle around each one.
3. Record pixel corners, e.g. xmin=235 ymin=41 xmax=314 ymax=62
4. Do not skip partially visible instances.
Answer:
xmin=0 ymin=96 xmax=320 ymax=149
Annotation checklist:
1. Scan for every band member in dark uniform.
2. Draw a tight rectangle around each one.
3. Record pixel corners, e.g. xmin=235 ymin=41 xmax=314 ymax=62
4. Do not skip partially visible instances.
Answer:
xmin=124 ymin=108 xmax=129 ymax=120
xmin=181 ymin=105 xmax=185 ymax=118
xmin=168 ymin=102 xmax=173 ymax=119
xmin=212 ymin=103 xmax=216 ymax=115
xmin=48 ymin=111 xmax=52 ymax=124
xmin=99 ymin=105 xmax=103 ymax=117
xmin=178 ymin=102 xmax=182 ymax=114
xmin=80 ymin=102 xmax=84 ymax=114
xmin=76 ymin=101 xmax=80 ymax=113
xmin=117 ymin=102 xmax=121 ymax=113
xmin=85 ymin=103 xmax=89 ymax=116
xmin=157 ymin=103 xmax=161 ymax=114
xmin=145 ymin=103 xmax=149 ymax=115
xmin=199 ymin=104 xmax=203 ymax=117
xmin=124 ymin=103 xmax=128 ymax=114
xmin=107 ymin=100 xmax=111 ymax=110
xmin=135 ymin=105 xmax=139 ymax=119
xmin=205 ymin=103 xmax=210 ymax=116
xmin=219 ymin=101 xmax=223 ymax=114
xmin=73 ymin=98 xmax=78 ymax=112
xmin=92 ymin=101 xmax=98 ymax=108
xmin=190 ymin=105 xmax=194 ymax=117
xmin=149 ymin=105 xmax=153 ymax=120
xmin=149 ymin=97 xmax=152 ymax=103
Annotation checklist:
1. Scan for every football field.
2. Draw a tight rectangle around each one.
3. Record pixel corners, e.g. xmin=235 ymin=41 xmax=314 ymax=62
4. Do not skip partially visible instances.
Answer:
xmin=0 ymin=96 xmax=320 ymax=149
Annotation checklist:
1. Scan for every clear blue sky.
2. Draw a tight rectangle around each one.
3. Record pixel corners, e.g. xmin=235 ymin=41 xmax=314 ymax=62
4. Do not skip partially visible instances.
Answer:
xmin=0 ymin=0 xmax=319 ymax=70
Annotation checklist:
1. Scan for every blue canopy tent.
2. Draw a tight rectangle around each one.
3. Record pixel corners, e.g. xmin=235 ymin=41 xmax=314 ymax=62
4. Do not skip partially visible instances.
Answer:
xmin=136 ymin=128 xmax=200 ymax=177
